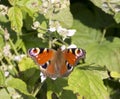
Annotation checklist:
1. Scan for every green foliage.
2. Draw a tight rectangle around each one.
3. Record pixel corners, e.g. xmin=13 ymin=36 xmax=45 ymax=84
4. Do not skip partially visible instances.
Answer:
xmin=0 ymin=89 xmax=11 ymax=99
xmin=51 ymin=7 xmax=73 ymax=28
xmin=0 ymin=0 xmax=120 ymax=99
xmin=66 ymin=69 xmax=109 ymax=99
xmin=6 ymin=76 xmax=30 ymax=95
xmin=8 ymin=7 xmax=23 ymax=33
xmin=0 ymin=70 xmax=5 ymax=86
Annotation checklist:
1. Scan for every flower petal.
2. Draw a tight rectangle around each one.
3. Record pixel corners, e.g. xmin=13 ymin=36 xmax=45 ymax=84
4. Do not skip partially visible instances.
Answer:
xmin=67 ymin=29 xmax=76 ymax=36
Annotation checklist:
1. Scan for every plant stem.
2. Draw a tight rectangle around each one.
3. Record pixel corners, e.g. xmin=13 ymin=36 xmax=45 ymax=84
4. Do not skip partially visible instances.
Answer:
xmin=32 ymin=82 xmax=44 ymax=97
xmin=100 ymin=28 xmax=106 ymax=44
xmin=107 ymin=1 xmax=115 ymax=14
xmin=49 ymin=37 xmax=52 ymax=48
xmin=8 ymin=38 xmax=19 ymax=55
xmin=54 ymin=41 xmax=64 ymax=46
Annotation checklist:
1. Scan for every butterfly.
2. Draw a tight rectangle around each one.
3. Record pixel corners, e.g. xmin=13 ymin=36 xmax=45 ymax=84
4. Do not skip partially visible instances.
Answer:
xmin=28 ymin=47 xmax=86 ymax=81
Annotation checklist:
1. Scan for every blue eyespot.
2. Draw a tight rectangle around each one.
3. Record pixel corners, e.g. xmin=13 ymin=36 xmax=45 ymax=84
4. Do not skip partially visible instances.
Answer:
xmin=41 ymin=63 xmax=47 ymax=69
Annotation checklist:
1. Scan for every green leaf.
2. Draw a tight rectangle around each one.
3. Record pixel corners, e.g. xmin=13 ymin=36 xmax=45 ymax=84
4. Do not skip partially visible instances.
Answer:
xmin=18 ymin=57 xmax=40 ymax=86
xmin=114 ymin=13 xmax=120 ymax=23
xmin=14 ymin=38 xmax=26 ymax=52
xmin=8 ymin=7 xmax=23 ymax=33
xmin=66 ymin=68 xmax=109 ymax=99
xmin=23 ymin=14 xmax=33 ymax=31
xmin=16 ymin=0 xmax=41 ymax=17
xmin=0 ymin=34 xmax=5 ymax=48
xmin=24 ymin=0 xmax=41 ymax=12
xmin=109 ymin=71 xmax=120 ymax=79
xmin=72 ymin=23 xmax=102 ymax=47
xmin=90 ymin=0 xmax=120 ymax=15
xmin=104 ymin=79 xmax=120 ymax=99
xmin=8 ymin=0 xmax=18 ymax=6
xmin=52 ymin=8 xmax=73 ymax=28
xmin=22 ymin=32 xmax=48 ymax=48
xmin=0 ymin=70 xmax=5 ymax=87
xmin=0 ymin=89 xmax=11 ymax=99
xmin=6 ymin=76 xmax=30 ymax=95
xmin=71 ymin=3 xmax=115 ymax=29
xmin=89 ymin=0 xmax=102 ymax=8
xmin=0 ymin=28 xmax=5 ymax=48
xmin=71 ymin=3 xmax=114 ymax=46
xmin=34 ymin=13 xmax=48 ymax=34
xmin=46 ymin=78 xmax=68 ymax=98
xmin=0 ymin=14 xmax=9 ymax=23
xmin=7 ymin=87 xmax=36 ymax=99
xmin=46 ymin=78 xmax=68 ymax=93
xmin=71 ymin=3 xmax=120 ymax=72
xmin=85 ymin=39 xmax=120 ymax=72
xmin=18 ymin=57 xmax=37 ymax=72
xmin=59 ymin=90 xmax=77 ymax=99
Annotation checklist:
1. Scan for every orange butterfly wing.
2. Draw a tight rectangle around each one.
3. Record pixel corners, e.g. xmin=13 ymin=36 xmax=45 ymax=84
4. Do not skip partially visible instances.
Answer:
xmin=36 ymin=49 xmax=53 ymax=64
xmin=28 ymin=48 xmax=57 ymax=77
xmin=64 ymin=48 xmax=78 ymax=66
xmin=28 ymin=48 xmax=54 ymax=64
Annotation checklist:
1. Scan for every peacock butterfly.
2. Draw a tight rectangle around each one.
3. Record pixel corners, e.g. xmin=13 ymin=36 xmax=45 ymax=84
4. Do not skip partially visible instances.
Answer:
xmin=28 ymin=47 xmax=86 ymax=82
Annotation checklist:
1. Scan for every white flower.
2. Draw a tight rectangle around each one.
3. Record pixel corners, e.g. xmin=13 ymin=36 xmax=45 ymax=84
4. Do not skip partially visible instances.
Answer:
xmin=57 ymin=26 xmax=76 ymax=39
xmin=38 ymin=33 xmax=44 ymax=39
xmin=40 ymin=72 xmax=57 ymax=82
xmin=40 ymin=72 xmax=46 ymax=83
xmin=49 ymin=27 xmax=56 ymax=32
xmin=67 ymin=30 xmax=76 ymax=36
xmin=14 ymin=54 xmax=26 ymax=62
xmin=40 ymin=0 xmax=49 ymax=14
xmin=0 ymin=64 xmax=8 ymax=71
xmin=48 ymin=21 xmax=76 ymax=40
xmin=50 ymin=0 xmax=60 ymax=3
xmin=42 ymin=1 xmax=49 ymax=7
xmin=4 ymin=28 xmax=10 ymax=40
xmin=4 ymin=71 xmax=9 ymax=77
xmin=3 ymin=44 xmax=12 ymax=58
xmin=61 ymin=44 xmax=77 ymax=50
xmin=0 ymin=5 xmax=8 ymax=15
xmin=60 ymin=45 xmax=66 ymax=51
xmin=12 ymin=92 xmax=21 ymax=99
xmin=8 ymin=65 xmax=13 ymax=70
xmin=57 ymin=26 xmax=67 ymax=33
xmin=51 ymin=77 xmax=57 ymax=80
xmin=0 ymin=64 xmax=9 ymax=77
xmin=50 ymin=0 xmax=55 ymax=3
xmin=32 ymin=21 xmax=40 ymax=29
xmin=67 ymin=44 xmax=77 ymax=48
xmin=48 ymin=20 xmax=60 ymax=32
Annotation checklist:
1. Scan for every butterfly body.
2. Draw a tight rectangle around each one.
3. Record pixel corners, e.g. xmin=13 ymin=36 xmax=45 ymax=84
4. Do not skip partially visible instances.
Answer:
xmin=28 ymin=48 xmax=86 ymax=79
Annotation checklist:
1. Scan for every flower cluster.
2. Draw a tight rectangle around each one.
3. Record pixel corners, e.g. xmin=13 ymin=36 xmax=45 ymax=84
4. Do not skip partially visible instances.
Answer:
xmin=4 ymin=28 xmax=10 ymax=40
xmin=0 ymin=4 xmax=8 ymax=15
xmin=102 ymin=1 xmax=120 ymax=13
xmin=40 ymin=0 xmax=69 ymax=14
xmin=0 ymin=27 xmax=26 ymax=78
xmin=49 ymin=20 xmax=76 ymax=40
xmin=3 ymin=44 xmax=12 ymax=58
xmin=32 ymin=20 xmax=76 ymax=41
xmin=31 ymin=0 xmax=76 ymax=43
